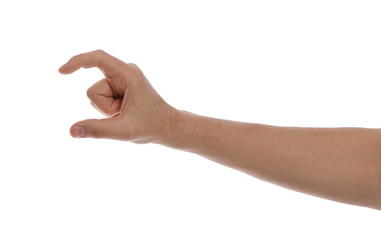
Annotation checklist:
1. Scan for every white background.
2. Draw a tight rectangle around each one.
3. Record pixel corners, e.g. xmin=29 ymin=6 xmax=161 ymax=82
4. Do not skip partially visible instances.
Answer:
xmin=1 ymin=0 xmax=381 ymax=239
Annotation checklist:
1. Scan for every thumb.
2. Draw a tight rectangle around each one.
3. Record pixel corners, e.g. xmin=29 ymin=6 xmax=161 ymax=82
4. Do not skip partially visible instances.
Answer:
xmin=70 ymin=118 xmax=125 ymax=140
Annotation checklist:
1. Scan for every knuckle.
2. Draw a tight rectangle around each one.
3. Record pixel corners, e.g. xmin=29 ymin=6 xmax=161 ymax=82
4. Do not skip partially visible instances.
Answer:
xmin=118 ymin=63 xmax=143 ymax=82
xmin=94 ymin=50 xmax=105 ymax=66
xmin=128 ymin=62 xmax=138 ymax=68
xmin=91 ymin=123 xmax=103 ymax=138
xmin=128 ymin=63 xmax=142 ymax=74
xmin=86 ymin=88 xmax=94 ymax=99
xmin=94 ymin=49 xmax=106 ymax=55
xmin=92 ymin=50 xmax=107 ymax=67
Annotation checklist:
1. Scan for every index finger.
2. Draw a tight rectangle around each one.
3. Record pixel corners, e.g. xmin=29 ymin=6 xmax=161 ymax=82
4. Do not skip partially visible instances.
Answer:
xmin=58 ymin=49 xmax=126 ymax=79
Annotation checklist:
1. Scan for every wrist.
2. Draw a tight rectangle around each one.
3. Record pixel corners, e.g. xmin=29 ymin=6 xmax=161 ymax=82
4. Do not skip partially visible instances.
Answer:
xmin=154 ymin=107 xmax=189 ymax=147
xmin=148 ymin=104 xmax=181 ymax=145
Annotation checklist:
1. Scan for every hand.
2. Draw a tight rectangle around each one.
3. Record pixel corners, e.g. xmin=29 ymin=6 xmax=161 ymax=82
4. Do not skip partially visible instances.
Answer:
xmin=59 ymin=50 xmax=176 ymax=144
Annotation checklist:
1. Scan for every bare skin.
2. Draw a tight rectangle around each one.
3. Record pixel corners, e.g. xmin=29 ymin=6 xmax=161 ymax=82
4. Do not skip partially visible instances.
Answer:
xmin=59 ymin=50 xmax=381 ymax=210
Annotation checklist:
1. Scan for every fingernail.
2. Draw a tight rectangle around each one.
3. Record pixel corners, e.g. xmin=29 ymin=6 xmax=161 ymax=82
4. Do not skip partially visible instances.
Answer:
xmin=72 ymin=126 xmax=85 ymax=138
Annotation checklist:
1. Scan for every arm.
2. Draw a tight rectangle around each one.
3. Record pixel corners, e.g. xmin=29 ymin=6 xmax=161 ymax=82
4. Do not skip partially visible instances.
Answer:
xmin=59 ymin=50 xmax=381 ymax=210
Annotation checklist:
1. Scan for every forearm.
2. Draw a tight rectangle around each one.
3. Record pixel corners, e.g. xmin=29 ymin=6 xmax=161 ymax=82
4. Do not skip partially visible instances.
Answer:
xmin=161 ymin=109 xmax=381 ymax=210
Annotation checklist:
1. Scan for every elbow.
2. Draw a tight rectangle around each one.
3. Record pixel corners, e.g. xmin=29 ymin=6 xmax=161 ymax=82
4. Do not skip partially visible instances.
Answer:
xmin=355 ymin=161 xmax=381 ymax=211
xmin=366 ymin=166 xmax=381 ymax=210
xmin=372 ymin=184 xmax=381 ymax=210
xmin=366 ymin=140 xmax=381 ymax=211
xmin=359 ymin=191 xmax=381 ymax=211
xmin=367 ymin=198 xmax=381 ymax=211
